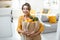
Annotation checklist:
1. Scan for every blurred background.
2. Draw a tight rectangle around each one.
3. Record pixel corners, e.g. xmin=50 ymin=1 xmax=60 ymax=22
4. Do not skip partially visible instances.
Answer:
xmin=0 ymin=0 xmax=60 ymax=40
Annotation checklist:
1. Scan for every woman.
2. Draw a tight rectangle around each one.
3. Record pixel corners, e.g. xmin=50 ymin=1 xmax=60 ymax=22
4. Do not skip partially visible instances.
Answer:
xmin=17 ymin=3 xmax=44 ymax=40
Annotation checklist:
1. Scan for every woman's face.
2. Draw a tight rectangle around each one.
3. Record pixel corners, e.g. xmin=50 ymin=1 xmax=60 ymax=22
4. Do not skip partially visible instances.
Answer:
xmin=22 ymin=6 xmax=30 ymax=16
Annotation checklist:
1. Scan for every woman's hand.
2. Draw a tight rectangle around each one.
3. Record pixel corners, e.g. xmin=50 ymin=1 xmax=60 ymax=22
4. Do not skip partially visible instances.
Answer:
xmin=29 ymin=33 xmax=37 ymax=37
xmin=26 ymin=31 xmax=35 ymax=37
xmin=22 ymin=31 xmax=27 ymax=35
xmin=29 ymin=31 xmax=41 ymax=37
xmin=22 ymin=31 xmax=30 ymax=36
xmin=30 ymin=31 xmax=35 ymax=35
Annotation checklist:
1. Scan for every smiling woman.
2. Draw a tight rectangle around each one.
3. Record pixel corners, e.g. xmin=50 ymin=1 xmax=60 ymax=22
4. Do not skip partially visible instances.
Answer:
xmin=17 ymin=3 xmax=44 ymax=40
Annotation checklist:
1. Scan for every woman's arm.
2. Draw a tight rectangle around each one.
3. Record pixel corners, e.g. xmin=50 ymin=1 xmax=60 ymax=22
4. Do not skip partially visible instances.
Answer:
xmin=17 ymin=16 xmax=29 ymax=35
xmin=17 ymin=16 xmax=23 ymax=34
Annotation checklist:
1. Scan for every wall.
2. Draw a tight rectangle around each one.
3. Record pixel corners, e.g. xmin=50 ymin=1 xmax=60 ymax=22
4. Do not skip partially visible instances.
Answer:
xmin=25 ymin=0 xmax=44 ymax=12
xmin=12 ymin=0 xmax=26 ymax=18
xmin=12 ymin=0 xmax=44 ymax=18
xmin=12 ymin=0 xmax=60 ymax=18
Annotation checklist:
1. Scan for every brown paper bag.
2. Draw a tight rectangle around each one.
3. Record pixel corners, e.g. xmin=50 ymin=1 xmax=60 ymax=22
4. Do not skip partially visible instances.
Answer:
xmin=34 ymin=21 xmax=40 ymax=33
xmin=22 ymin=21 xmax=40 ymax=33
xmin=22 ymin=21 xmax=40 ymax=40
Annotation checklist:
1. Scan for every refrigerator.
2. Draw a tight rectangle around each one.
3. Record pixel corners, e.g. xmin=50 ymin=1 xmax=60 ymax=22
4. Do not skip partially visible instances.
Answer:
xmin=0 ymin=8 xmax=12 ymax=38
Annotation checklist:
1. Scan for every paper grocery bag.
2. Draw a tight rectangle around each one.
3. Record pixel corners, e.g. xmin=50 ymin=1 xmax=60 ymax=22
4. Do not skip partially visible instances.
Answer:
xmin=22 ymin=21 xmax=40 ymax=33
xmin=22 ymin=21 xmax=28 ymax=32
xmin=22 ymin=21 xmax=35 ymax=32
xmin=22 ymin=21 xmax=40 ymax=40
xmin=28 ymin=21 xmax=40 ymax=33
xmin=34 ymin=21 xmax=40 ymax=33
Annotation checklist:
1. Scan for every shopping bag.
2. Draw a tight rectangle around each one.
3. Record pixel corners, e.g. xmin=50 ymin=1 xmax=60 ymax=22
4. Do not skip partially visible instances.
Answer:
xmin=22 ymin=21 xmax=40 ymax=33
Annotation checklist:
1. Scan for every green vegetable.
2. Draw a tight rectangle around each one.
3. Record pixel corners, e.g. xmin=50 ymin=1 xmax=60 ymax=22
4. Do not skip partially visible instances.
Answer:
xmin=29 ymin=16 xmax=38 ymax=21
xmin=33 ymin=17 xmax=38 ymax=21
xmin=29 ymin=16 xmax=33 ymax=19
